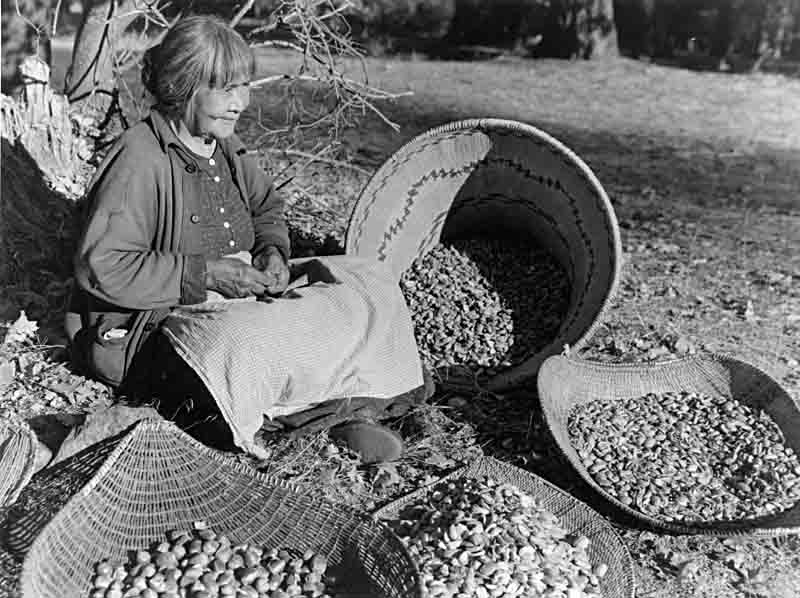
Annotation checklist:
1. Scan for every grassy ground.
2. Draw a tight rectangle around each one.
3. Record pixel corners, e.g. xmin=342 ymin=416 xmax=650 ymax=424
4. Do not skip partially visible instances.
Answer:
xmin=3 ymin=47 xmax=800 ymax=597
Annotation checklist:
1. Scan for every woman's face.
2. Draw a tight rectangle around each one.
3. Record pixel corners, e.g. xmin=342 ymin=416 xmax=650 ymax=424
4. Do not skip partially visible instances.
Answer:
xmin=186 ymin=78 xmax=251 ymax=140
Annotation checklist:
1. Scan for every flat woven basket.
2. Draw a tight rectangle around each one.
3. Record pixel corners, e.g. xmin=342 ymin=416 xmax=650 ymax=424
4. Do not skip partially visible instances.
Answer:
xmin=345 ymin=118 xmax=621 ymax=392
xmin=538 ymin=353 xmax=800 ymax=535
xmin=374 ymin=456 xmax=635 ymax=598
xmin=16 ymin=419 xmax=422 ymax=598
xmin=0 ymin=419 xmax=37 ymax=508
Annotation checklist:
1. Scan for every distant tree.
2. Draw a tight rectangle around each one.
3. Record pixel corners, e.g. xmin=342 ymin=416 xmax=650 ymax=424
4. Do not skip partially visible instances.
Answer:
xmin=533 ymin=0 xmax=618 ymax=58
xmin=445 ymin=0 xmax=617 ymax=58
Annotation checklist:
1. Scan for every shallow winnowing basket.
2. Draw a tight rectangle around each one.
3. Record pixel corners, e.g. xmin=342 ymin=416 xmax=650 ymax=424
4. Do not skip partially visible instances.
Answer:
xmin=0 ymin=419 xmax=38 ymax=508
xmin=345 ymin=118 xmax=621 ymax=392
xmin=538 ymin=353 xmax=800 ymax=536
xmin=374 ymin=456 xmax=636 ymax=598
xmin=17 ymin=419 xmax=422 ymax=598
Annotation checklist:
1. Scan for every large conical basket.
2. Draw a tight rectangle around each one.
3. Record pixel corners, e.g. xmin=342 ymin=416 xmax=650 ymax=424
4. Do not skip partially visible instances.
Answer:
xmin=538 ymin=353 xmax=800 ymax=535
xmin=14 ymin=419 xmax=422 ymax=598
xmin=345 ymin=118 xmax=621 ymax=391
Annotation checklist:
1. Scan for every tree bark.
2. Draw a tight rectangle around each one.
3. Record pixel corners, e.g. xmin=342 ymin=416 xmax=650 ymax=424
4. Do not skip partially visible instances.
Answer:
xmin=582 ymin=0 xmax=618 ymax=58
xmin=65 ymin=0 xmax=139 ymax=125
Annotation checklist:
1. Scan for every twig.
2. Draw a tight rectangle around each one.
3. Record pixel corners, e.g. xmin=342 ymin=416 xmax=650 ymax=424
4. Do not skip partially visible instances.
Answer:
xmin=230 ymin=0 xmax=256 ymax=29
xmin=52 ymin=0 xmax=63 ymax=37
xmin=250 ymin=39 xmax=306 ymax=54
xmin=261 ymin=148 xmax=373 ymax=177
xmin=14 ymin=0 xmax=43 ymax=50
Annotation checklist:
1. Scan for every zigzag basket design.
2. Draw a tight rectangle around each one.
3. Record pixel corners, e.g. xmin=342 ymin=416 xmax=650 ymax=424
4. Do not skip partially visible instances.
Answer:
xmin=345 ymin=118 xmax=621 ymax=391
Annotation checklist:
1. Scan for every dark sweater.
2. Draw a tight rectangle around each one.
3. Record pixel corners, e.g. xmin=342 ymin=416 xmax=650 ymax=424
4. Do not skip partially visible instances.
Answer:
xmin=65 ymin=109 xmax=290 ymax=386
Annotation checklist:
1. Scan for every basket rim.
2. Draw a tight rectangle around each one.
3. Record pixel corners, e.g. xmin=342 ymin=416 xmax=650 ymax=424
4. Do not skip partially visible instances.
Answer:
xmin=344 ymin=117 xmax=623 ymax=392
xmin=373 ymin=455 xmax=636 ymax=598
xmin=536 ymin=351 xmax=800 ymax=536
xmin=540 ymin=350 xmax=794 ymax=378
xmin=20 ymin=418 xmax=424 ymax=597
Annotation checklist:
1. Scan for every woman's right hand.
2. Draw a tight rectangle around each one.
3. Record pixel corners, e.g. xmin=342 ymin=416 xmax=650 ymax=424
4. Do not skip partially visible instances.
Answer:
xmin=205 ymin=258 xmax=275 ymax=298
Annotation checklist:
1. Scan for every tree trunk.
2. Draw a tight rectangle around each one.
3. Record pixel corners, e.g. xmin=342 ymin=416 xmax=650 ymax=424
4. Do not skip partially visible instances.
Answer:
xmin=65 ymin=0 xmax=138 ymax=127
xmin=587 ymin=0 xmax=618 ymax=58
xmin=538 ymin=0 xmax=618 ymax=59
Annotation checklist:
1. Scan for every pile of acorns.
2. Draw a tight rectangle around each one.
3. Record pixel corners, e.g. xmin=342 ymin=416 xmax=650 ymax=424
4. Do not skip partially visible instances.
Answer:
xmin=569 ymin=391 xmax=800 ymax=522
xmin=387 ymin=476 xmax=608 ymax=598
xmin=399 ymin=239 xmax=569 ymax=371
xmin=89 ymin=522 xmax=333 ymax=598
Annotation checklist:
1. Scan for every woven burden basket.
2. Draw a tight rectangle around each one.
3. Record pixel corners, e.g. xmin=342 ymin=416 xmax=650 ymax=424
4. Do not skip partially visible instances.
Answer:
xmin=18 ymin=419 xmax=422 ymax=598
xmin=345 ymin=118 xmax=621 ymax=391
xmin=538 ymin=353 xmax=800 ymax=535
xmin=374 ymin=456 xmax=635 ymax=598
xmin=0 ymin=420 xmax=37 ymax=508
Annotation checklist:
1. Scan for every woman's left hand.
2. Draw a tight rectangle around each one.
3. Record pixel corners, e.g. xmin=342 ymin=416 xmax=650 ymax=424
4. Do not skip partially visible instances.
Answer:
xmin=254 ymin=246 xmax=290 ymax=295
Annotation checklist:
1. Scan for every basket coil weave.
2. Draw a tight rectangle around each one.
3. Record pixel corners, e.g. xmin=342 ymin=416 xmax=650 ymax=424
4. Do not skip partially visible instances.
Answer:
xmin=17 ymin=419 xmax=422 ymax=598
xmin=374 ymin=456 xmax=636 ymax=598
xmin=0 ymin=420 xmax=37 ymax=508
xmin=345 ymin=118 xmax=621 ymax=391
xmin=538 ymin=353 xmax=800 ymax=535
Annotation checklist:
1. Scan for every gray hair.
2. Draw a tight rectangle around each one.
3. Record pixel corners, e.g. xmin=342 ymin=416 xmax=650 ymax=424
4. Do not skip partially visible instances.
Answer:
xmin=141 ymin=15 xmax=255 ymax=119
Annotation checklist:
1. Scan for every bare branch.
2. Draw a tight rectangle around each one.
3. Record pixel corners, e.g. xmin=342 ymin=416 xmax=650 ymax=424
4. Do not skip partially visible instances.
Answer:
xmin=230 ymin=0 xmax=256 ymax=28
xmin=14 ymin=0 xmax=43 ymax=46
xmin=260 ymin=147 xmax=373 ymax=177
xmin=250 ymin=40 xmax=306 ymax=54
xmin=52 ymin=0 xmax=63 ymax=37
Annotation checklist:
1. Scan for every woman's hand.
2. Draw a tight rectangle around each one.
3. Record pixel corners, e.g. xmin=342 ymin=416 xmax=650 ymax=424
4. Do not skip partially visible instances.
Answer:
xmin=205 ymin=257 xmax=275 ymax=298
xmin=253 ymin=246 xmax=290 ymax=296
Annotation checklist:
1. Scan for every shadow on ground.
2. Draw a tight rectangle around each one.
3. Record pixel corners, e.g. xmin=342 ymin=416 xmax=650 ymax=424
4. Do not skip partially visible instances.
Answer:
xmin=337 ymin=102 xmax=800 ymax=215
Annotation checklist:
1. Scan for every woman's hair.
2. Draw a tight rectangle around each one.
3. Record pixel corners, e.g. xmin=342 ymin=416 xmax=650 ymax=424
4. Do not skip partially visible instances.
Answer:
xmin=141 ymin=15 xmax=255 ymax=119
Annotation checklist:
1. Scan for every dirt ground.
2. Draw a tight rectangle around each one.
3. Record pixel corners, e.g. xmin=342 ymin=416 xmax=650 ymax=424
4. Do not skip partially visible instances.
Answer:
xmin=2 ymin=48 xmax=799 ymax=597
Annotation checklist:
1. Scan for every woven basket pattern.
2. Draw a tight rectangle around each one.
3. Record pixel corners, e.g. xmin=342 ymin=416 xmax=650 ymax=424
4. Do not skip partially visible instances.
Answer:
xmin=0 ymin=420 xmax=37 ymax=508
xmin=538 ymin=354 xmax=800 ymax=535
xmin=374 ymin=456 xmax=635 ymax=598
xmin=344 ymin=119 xmax=621 ymax=392
xmin=18 ymin=419 xmax=422 ymax=598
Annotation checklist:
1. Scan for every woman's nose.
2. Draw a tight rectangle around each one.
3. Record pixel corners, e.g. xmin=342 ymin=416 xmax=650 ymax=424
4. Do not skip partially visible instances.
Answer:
xmin=230 ymin=86 xmax=250 ymax=112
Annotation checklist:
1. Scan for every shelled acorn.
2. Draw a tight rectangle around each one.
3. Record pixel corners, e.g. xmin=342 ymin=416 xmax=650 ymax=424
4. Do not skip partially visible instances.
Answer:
xmin=387 ymin=475 xmax=607 ymax=598
xmin=89 ymin=522 xmax=333 ymax=598
xmin=568 ymin=391 xmax=800 ymax=522
xmin=399 ymin=239 xmax=570 ymax=371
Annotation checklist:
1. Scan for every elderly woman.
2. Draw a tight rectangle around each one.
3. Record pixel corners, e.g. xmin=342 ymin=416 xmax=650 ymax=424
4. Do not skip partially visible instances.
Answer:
xmin=66 ymin=15 xmax=431 ymax=462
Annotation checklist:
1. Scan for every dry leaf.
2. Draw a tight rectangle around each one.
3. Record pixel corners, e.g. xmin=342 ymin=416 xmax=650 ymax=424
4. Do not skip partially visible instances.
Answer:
xmin=373 ymin=462 xmax=402 ymax=489
xmin=743 ymin=300 xmax=757 ymax=322
xmin=677 ymin=559 xmax=702 ymax=581
xmin=3 ymin=311 xmax=39 ymax=345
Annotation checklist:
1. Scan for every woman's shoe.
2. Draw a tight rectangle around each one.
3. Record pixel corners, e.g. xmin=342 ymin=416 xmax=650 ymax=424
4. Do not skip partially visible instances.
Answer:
xmin=329 ymin=421 xmax=404 ymax=464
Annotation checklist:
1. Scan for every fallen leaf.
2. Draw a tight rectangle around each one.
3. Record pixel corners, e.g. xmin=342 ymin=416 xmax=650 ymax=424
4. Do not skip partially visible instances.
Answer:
xmin=674 ymin=336 xmax=694 ymax=354
xmin=3 ymin=311 xmax=39 ymax=345
xmin=677 ymin=559 xmax=702 ymax=581
xmin=724 ymin=550 xmax=748 ymax=574
xmin=447 ymin=396 xmax=469 ymax=409
xmin=743 ymin=300 xmax=757 ymax=322
xmin=373 ymin=462 xmax=402 ymax=489
xmin=424 ymin=451 xmax=455 ymax=469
